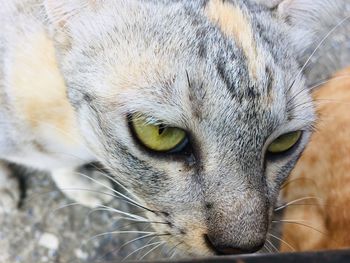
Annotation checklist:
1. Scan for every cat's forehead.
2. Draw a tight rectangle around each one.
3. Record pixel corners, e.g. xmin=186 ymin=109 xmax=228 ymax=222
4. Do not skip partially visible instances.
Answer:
xmin=69 ymin=0 xmax=290 ymax=70
xmin=69 ymin=0 xmax=308 ymax=131
xmin=204 ymin=0 xmax=268 ymax=81
xmin=86 ymin=0 xmax=294 ymax=93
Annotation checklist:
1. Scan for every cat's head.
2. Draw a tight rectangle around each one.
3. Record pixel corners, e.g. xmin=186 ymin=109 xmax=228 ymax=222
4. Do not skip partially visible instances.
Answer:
xmin=45 ymin=0 xmax=342 ymax=256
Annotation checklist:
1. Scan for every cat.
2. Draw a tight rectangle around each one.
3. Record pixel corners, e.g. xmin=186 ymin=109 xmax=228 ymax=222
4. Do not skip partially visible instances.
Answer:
xmin=279 ymin=66 xmax=350 ymax=252
xmin=0 ymin=0 xmax=347 ymax=257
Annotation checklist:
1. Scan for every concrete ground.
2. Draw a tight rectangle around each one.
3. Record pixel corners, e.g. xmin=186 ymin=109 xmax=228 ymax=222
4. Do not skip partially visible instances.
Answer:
xmin=0 ymin=166 xmax=167 ymax=262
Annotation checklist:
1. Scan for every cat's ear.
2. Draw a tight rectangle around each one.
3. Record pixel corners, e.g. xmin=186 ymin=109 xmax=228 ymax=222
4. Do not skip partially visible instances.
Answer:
xmin=257 ymin=0 xmax=345 ymax=55
xmin=44 ymin=0 xmax=100 ymax=48
xmin=44 ymin=0 xmax=94 ymax=27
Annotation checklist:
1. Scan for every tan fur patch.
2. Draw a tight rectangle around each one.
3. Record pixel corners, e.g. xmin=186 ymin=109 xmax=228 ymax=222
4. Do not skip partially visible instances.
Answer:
xmin=10 ymin=30 xmax=80 ymax=145
xmin=106 ymin=52 xmax=171 ymax=99
xmin=205 ymin=0 xmax=264 ymax=79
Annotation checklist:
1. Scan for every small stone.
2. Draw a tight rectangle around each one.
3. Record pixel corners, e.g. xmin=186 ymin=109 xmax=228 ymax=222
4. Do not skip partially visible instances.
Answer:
xmin=75 ymin=249 xmax=88 ymax=260
xmin=38 ymin=233 xmax=59 ymax=251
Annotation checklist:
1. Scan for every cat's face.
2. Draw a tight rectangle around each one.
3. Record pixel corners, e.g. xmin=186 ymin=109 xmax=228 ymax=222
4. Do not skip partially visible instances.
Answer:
xmin=45 ymin=0 xmax=335 ymax=256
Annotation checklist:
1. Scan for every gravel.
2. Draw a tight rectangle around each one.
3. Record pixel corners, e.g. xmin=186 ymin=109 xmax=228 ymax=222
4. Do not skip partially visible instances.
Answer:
xmin=0 ymin=166 xmax=166 ymax=262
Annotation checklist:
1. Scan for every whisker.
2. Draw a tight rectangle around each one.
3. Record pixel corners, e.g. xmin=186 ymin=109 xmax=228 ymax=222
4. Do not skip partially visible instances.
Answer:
xmin=268 ymin=233 xmax=295 ymax=252
xmin=120 ymin=233 xmax=170 ymax=254
xmin=276 ymin=203 xmax=337 ymax=210
xmin=139 ymin=241 xmax=167 ymax=260
xmin=36 ymin=187 xmax=156 ymax=228
xmin=272 ymin=220 xmax=328 ymax=237
xmin=314 ymin=99 xmax=350 ymax=107
xmin=260 ymin=246 xmax=269 ymax=254
xmin=48 ymin=202 xmax=82 ymax=216
xmin=119 ymin=219 xmax=168 ymax=225
xmin=89 ymin=207 xmax=153 ymax=224
xmin=19 ymin=119 xmax=92 ymax=154
xmin=87 ymin=209 xmax=148 ymax=224
xmin=84 ymin=114 xmax=154 ymax=210
xmin=122 ymin=241 xmax=164 ymax=261
xmin=291 ymin=92 xmax=350 ymax=114
xmin=101 ymin=221 xmax=158 ymax=236
xmin=136 ymin=236 xmax=159 ymax=257
xmin=280 ymin=177 xmax=317 ymax=190
xmin=264 ymin=243 xmax=273 ymax=254
xmin=96 ymin=233 xmax=169 ymax=262
xmin=275 ymin=196 xmax=323 ymax=212
xmin=84 ymin=230 xmax=158 ymax=247
xmin=275 ymin=219 xmax=319 ymax=224
xmin=102 ymin=209 xmax=158 ymax=229
xmin=27 ymin=187 xmax=117 ymax=203
xmin=10 ymin=117 xmax=154 ymax=212
xmin=265 ymin=239 xmax=279 ymax=253
xmin=308 ymin=75 xmax=350 ymax=91
xmin=95 ymin=204 xmax=148 ymax=221
xmin=286 ymin=15 xmax=350 ymax=106
xmin=273 ymin=219 xmax=342 ymax=247
xmin=294 ymin=15 xmax=350 ymax=86
xmin=87 ymin=207 xmax=168 ymax=228
xmin=168 ymin=241 xmax=183 ymax=259
xmin=75 ymin=172 xmax=155 ymax=213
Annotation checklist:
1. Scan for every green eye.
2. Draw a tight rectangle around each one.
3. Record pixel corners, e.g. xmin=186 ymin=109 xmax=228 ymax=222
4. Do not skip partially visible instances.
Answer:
xmin=131 ymin=115 xmax=187 ymax=152
xmin=267 ymin=131 xmax=302 ymax=154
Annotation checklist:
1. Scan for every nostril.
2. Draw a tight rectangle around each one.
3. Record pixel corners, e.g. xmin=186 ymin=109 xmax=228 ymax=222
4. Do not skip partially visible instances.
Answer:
xmin=204 ymin=234 xmax=218 ymax=252
xmin=204 ymin=234 xmax=264 ymax=255
xmin=249 ymin=243 xmax=265 ymax=253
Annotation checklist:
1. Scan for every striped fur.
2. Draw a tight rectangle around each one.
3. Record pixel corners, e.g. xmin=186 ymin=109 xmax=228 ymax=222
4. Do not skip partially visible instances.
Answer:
xmin=0 ymin=0 xmax=347 ymax=257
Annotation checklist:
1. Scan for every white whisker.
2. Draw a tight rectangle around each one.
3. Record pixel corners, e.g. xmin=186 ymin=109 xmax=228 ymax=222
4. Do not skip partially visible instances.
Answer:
xmin=139 ymin=241 xmax=166 ymax=260
xmin=85 ymin=231 xmax=158 ymax=246
xmin=119 ymin=233 xmax=162 ymax=252
xmin=122 ymin=241 xmax=164 ymax=261
xmin=275 ymin=196 xmax=323 ymax=212
xmin=268 ymin=233 xmax=295 ymax=252
xmin=308 ymin=75 xmax=350 ymax=91
xmin=49 ymin=202 xmax=82 ymax=216
xmin=281 ymin=177 xmax=317 ymax=189
xmin=75 ymin=172 xmax=154 ymax=213
xmin=168 ymin=241 xmax=183 ymax=259
xmin=96 ymin=204 xmax=148 ymax=221
xmin=296 ymin=15 xmax=350 ymax=83
xmin=265 ymin=239 xmax=279 ymax=253
xmin=287 ymin=15 xmax=350 ymax=105
xmin=87 ymin=208 xmax=147 ymax=223
xmin=96 ymin=233 xmax=167 ymax=262
xmin=272 ymin=220 xmax=329 ymax=237
xmin=27 ymin=187 xmax=117 ymax=203
xmin=264 ymin=243 xmax=273 ymax=253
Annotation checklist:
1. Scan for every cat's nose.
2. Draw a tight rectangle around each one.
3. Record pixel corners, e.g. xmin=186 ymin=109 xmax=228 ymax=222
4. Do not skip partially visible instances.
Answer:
xmin=204 ymin=234 xmax=264 ymax=255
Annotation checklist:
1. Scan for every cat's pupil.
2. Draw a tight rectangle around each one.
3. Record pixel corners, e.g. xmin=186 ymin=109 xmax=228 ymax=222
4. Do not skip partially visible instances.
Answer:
xmin=158 ymin=125 xmax=165 ymax=135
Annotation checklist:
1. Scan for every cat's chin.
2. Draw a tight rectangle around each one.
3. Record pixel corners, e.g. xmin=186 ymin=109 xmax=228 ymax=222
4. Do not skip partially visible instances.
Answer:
xmin=171 ymin=246 xmax=266 ymax=259
xmin=162 ymin=234 xmax=270 ymax=259
xmin=161 ymin=240 xmax=215 ymax=259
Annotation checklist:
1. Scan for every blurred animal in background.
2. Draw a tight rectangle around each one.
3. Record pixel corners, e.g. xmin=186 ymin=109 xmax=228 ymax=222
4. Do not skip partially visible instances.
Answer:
xmin=280 ymin=67 xmax=350 ymax=252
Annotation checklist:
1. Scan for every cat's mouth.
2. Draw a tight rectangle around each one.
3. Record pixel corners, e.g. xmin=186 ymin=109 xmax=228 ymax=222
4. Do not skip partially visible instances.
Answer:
xmin=143 ymin=201 xmax=270 ymax=257
xmin=203 ymin=234 xmax=265 ymax=255
xmin=152 ymin=219 xmax=268 ymax=257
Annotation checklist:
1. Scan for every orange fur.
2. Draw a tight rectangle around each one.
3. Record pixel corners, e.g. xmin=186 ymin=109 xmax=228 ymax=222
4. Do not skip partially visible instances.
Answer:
xmin=204 ymin=0 xmax=264 ymax=79
xmin=10 ymin=30 xmax=80 ymax=145
xmin=280 ymin=66 xmax=350 ymax=251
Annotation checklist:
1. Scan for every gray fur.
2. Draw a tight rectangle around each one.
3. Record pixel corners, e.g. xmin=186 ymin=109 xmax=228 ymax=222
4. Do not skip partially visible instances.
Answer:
xmin=0 ymin=0 xmax=347 ymax=257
